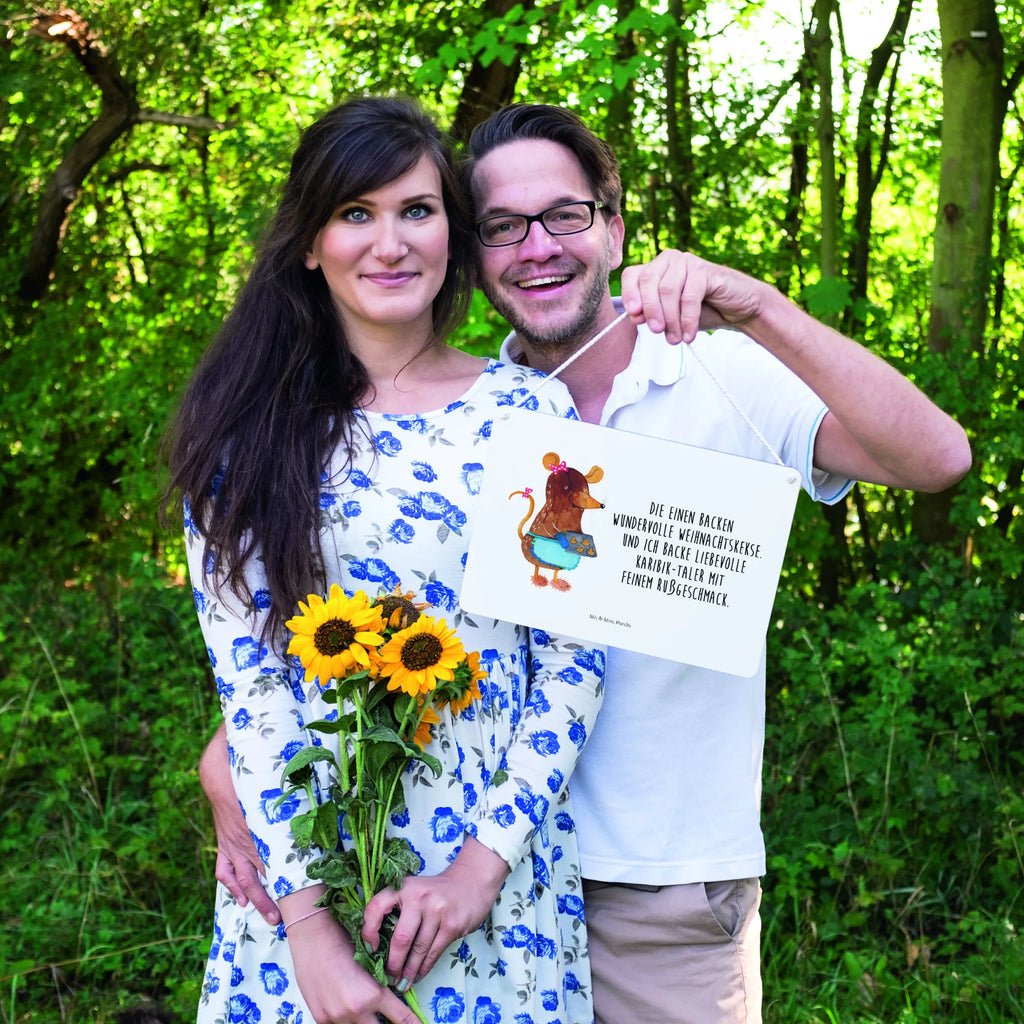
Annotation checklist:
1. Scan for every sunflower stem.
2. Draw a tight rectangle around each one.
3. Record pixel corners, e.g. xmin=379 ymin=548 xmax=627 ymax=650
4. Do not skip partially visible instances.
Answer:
xmin=372 ymin=694 xmax=426 ymax=877
xmin=303 ymin=776 xmax=318 ymax=822
xmin=374 ymin=770 xmax=403 ymax=877
xmin=401 ymin=985 xmax=429 ymax=1024
xmin=336 ymin=724 xmax=351 ymax=793
xmin=350 ymin=684 xmax=375 ymax=905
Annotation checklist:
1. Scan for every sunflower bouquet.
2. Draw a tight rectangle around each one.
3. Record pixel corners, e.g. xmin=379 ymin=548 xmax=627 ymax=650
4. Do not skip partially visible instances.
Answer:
xmin=278 ymin=583 xmax=485 ymax=1021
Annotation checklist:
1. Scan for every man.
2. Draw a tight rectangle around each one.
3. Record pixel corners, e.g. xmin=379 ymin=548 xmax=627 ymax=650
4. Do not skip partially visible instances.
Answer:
xmin=202 ymin=104 xmax=970 ymax=1023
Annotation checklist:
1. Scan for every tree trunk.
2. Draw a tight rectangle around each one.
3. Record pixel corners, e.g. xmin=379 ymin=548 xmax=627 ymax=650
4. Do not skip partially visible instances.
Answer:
xmin=805 ymin=0 xmax=851 ymax=605
xmin=608 ymin=0 xmax=638 ymax=149
xmin=913 ymin=0 xmax=1004 ymax=546
xmin=18 ymin=11 xmax=139 ymax=301
xmin=927 ymin=0 xmax=1003 ymax=356
xmin=807 ymin=0 xmax=838 ymax=283
xmin=449 ymin=0 xmax=534 ymax=145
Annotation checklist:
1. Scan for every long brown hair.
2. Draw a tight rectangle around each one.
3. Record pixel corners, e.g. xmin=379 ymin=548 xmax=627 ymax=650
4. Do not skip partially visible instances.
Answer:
xmin=162 ymin=96 xmax=474 ymax=645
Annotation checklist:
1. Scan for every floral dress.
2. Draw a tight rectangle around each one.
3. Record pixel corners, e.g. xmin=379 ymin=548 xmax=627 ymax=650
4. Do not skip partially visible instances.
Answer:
xmin=189 ymin=360 xmax=605 ymax=1024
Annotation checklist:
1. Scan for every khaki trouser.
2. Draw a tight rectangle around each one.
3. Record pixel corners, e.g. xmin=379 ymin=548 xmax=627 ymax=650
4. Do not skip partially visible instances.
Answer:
xmin=582 ymin=878 xmax=762 ymax=1024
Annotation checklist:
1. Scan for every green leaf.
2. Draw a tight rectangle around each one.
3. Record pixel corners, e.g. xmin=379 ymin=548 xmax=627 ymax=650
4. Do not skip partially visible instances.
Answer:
xmin=353 ymin=942 xmax=388 ymax=983
xmin=387 ymin=785 xmax=408 ymax=820
xmin=309 ymin=849 xmax=362 ymax=890
xmin=365 ymin=681 xmax=400 ymax=714
xmin=335 ymin=669 xmax=372 ymax=703
xmin=281 ymin=744 xmax=337 ymax=787
xmin=379 ymin=837 xmax=422 ymax=891
xmin=363 ymin=722 xmax=406 ymax=745
xmin=439 ymin=42 xmax=467 ymax=64
xmin=364 ymin=907 xmax=402 ymax=976
xmin=801 ymin=277 xmax=853 ymax=320
xmin=332 ymin=789 xmax=362 ymax=819
xmin=471 ymin=27 xmax=496 ymax=57
xmin=410 ymin=748 xmax=442 ymax=777
xmin=364 ymin=741 xmax=409 ymax=784
xmin=289 ymin=809 xmax=317 ymax=848
xmin=311 ymin=800 xmax=341 ymax=850
xmin=335 ymin=901 xmax=371 ymax=951
xmin=303 ymin=716 xmax=350 ymax=734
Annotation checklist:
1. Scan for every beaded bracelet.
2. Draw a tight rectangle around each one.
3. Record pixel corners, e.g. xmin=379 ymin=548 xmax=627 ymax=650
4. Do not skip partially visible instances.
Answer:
xmin=283 ymin=906 xmax=329 ymax=933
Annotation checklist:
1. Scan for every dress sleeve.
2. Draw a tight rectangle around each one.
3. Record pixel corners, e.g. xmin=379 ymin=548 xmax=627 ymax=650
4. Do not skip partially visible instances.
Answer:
xmin=467 ymin=630 xmax=605 ymax=871
xmin=184 ymin=503 xmax=324 ymax=897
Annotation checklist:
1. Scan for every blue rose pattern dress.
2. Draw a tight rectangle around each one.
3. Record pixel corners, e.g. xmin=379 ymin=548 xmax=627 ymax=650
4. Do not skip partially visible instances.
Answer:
xmin=188 ymin=360 xmax=605 ymax=1024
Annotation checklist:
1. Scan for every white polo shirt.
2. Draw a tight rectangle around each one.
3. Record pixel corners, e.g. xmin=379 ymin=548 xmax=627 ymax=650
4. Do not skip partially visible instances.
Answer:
xmin=500 ymin=311 xmax=852 ymax=884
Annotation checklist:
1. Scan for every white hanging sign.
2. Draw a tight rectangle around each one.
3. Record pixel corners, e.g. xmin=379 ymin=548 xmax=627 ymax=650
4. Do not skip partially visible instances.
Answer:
xmin=462 ymin=410 xmax=801 ymax=677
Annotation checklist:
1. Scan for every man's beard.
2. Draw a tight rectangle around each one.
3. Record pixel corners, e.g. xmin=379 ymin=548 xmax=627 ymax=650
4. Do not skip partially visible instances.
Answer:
xmin=480 ymin=251 xmax=613 ymax=357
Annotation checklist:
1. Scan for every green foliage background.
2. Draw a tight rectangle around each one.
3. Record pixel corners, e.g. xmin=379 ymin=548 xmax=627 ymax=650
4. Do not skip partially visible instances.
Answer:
xmin=1 ymin=1 xmax=1022 ymax=1022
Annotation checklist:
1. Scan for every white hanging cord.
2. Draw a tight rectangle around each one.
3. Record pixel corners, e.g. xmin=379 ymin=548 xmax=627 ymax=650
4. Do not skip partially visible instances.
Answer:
xmin=513 ymin=311 xmax=786 ymax=467
xmin=517 ymin=311 xmax=631 ymax=400
xmin=681 ymin=343 xmax=786 ymax=467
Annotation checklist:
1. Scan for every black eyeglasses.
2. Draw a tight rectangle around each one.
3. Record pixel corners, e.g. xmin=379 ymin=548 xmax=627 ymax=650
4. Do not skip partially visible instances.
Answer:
xmin=475 ymin=200 xmax=607 ymax=247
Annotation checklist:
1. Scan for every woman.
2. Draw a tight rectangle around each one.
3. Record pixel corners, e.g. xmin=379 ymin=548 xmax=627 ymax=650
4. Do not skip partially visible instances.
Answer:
xmin=164 ymin=97 xmax=604 ymax=1024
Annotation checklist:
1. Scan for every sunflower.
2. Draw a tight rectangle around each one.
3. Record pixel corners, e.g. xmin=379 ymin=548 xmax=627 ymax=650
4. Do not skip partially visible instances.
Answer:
xmin=410 ymin=702 xmax=441 ymax=749
xmin=372 ymin=585 xmax=428 ymax=630
xmin=286 ymin=585 xmax=386 ymax=684
xmin=376 ymin=616 xmax=465 ymax=696
xmin=447 ymin=650 xmax=486 ymax=716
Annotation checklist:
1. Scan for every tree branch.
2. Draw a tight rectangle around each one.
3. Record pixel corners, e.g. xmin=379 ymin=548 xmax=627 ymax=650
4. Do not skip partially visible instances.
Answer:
xmin=19 ymin=105 xmax=137 ymax=302
xmin=105 ymin=161 xmax=173 ymax=184
xmin=137 ymin=109 xmax=232 ymax=131
xmin=18 ymin=8 xmax=232 ymax=302
xmin=28 ymin=8 xmax=134 ymax=105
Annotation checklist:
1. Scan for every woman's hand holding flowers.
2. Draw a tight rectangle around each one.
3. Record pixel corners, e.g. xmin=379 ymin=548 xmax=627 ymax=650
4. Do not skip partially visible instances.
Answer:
xmin=286 ymin=905 xmax=421 ymax=1024
xmin=362 ymin=836 xmax=511 ymax=991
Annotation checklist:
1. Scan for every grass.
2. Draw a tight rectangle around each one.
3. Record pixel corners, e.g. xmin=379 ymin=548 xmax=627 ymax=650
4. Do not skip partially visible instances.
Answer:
xmin=0 ymin=560 xmax=214 ymax=1024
